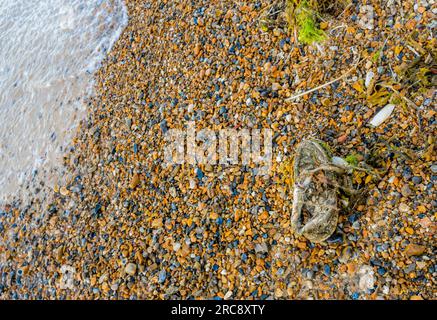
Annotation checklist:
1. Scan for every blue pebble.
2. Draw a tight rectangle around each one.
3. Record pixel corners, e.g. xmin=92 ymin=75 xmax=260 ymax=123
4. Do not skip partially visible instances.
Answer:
xmin=241 ymin=253 xmax=247 ymax=262
xmin=412 ymin=176 xmax=422 ymax=185
xmin=212 ymin=264 xmax=219 ymax=271
xmin=348 ymin=213 xmax=359 ymax=223
xmin=352 ymin=292 xmax=359 ymax=300
xmin=158 ymin=270 xmax=167 ymax=284
xmin=216 ymin=217 xmax=223 ymax=225
xmin=324 ymin=265 xmax=331 ymax=276
xmin=377 ymin=267 xmax=386 ymax=275
xmin=196 ymin=168 xmax=204 ymax=180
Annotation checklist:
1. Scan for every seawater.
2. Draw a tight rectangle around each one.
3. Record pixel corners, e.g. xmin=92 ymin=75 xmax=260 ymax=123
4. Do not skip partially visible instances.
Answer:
xmin=0 ymin=0 xmax=128 ymax=204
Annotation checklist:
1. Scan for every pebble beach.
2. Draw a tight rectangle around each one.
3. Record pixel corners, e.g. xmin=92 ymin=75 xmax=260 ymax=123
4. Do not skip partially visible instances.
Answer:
xmin=0 ymin=0 xmax=436 ymax=300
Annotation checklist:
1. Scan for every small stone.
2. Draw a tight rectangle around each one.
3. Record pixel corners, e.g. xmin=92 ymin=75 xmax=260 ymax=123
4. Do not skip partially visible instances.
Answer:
xmin=337 ymin=134 xmax=348 ymax=143
xmin=412 ymin=176 xmax=422 ymax=185
xmin=255 ymin=242 xmax=268 ymax=254
xmin=285 ymin=114 xmax=292 ymax=122
xmin=224 ymin=291 xmax=233 ymax=300
xmin=274 ymin=287 xmax=283 ymax=298
xmin=399 ymin=203 xmax=410 ymax=213
xmin=125 ymin=263 xmax=137 ymax=276
xmin=323 ymin=264 xmax=331 ymax=276
xmin=418 ymin=217 xmax=432 ymax=229
xmin=404 ymin=263 xmax=416 ymax=273
xmin=130 ymin=173 xmax=140 ymax=189
xmin=339 ymin=246 xmax=353 ymax=264
xmin=195 ymin=168 xmax=204 ymax=180
xmin=173 ymin=242 xmax=181 ymax=252
xmin=365 ymin=70 xmax=374 ymax=88
xmin=169 ymin=186 xmax=177 ymax=197
xmin=358 ymin=265 xmax=375 ymax=292
xmin=272 ymin=83 xmax=281 ymax=91
xmin=189 ymin=178 xmax=196 ymax=189
xmin=404 ymin=244 xmax=426 ymax=256
xmin=193 ymin=43 xmax=201 ymax=56
xmin=417 ymin=6 xmax=426 ymax=14
xmin=152 ymin=218 xmax=163 ymax=228
xmin=60 ymin=186 xmax=69 ymax=196
xmin=401 ymin=184 xmax=412 ymax=197
xmin=209 ymin=211 xmax=218 ymax=220
xmin=405 ymin=227 xmax=414 ymax=235
xmin=158 ymin=270 xmax=167 ymax=284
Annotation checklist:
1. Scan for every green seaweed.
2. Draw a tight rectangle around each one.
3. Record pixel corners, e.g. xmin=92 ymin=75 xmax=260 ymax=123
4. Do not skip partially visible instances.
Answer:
xmin=345 ymin=154 xmax=359 ymax=167
xmin=371 ymin=49 xmax=382 ymax=63
xmin=294 ymin=1 xmax=326 ymax=44
xmin=285 ymin=0 xmax=326 ymax=44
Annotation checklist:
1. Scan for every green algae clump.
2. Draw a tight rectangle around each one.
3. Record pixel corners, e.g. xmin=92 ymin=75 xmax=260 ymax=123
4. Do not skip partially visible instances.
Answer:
xmin=294 ymin=1 xmax=325 ymax=44
xmin=286 ymin=0 xmax=326 ymax=44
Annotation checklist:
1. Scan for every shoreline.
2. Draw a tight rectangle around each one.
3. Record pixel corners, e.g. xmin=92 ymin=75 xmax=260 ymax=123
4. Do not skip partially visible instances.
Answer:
xmin=0 ymin=0 xmax=435 ymax=300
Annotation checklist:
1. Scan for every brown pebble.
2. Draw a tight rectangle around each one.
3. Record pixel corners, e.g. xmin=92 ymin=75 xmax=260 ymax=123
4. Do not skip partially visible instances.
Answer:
xmin=337 ymin=134 xmax=348 ymax=143
xmin=404 ymin=244 xmax=426 ymax=256
xmin=130 ymin=173 xmax=140 ymax=189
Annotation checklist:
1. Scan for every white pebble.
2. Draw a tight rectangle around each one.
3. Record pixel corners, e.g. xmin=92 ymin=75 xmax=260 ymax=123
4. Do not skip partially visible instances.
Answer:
xmin=369 ymin=104 xmax=395 ymax=127
xmin=365 ymin=70 xmax=374 ymax=88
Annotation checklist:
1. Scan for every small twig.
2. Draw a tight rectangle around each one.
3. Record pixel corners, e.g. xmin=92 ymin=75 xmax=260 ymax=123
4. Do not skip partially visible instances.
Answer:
xmin=285 ymin=56 xmax=364 ymax=102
